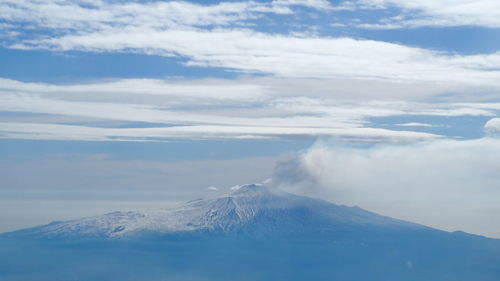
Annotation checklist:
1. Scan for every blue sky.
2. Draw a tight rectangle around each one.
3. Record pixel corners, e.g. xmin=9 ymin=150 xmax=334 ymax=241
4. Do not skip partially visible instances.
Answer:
xmin=2 ymin=0 xmax=500 ymax=237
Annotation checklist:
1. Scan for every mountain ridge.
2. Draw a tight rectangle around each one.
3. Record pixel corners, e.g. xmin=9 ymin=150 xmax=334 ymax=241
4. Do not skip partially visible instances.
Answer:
xmin=3 ymin=183 xmax=426 ymax=239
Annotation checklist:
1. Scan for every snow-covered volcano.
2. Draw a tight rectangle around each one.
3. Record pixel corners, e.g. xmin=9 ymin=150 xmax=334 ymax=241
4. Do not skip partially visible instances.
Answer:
xmin=8 ymin=184 xmax=421 ymax=239
xmin=3 ymin=184 xmax=500 ymax=281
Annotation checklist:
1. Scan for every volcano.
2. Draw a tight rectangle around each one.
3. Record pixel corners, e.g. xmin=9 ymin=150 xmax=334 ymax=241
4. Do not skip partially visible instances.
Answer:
xmin=1 ymin=184 xmax=500 ymax=281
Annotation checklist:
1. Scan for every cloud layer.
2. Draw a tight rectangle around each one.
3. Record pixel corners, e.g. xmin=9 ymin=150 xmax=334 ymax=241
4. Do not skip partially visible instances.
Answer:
xmin=2 ymin=1 xmax=500 ymax=142
xmin=3 ymin=1 xmax=500 ymax=85
xmin=2 ymin=77 xmax=500 ymax=142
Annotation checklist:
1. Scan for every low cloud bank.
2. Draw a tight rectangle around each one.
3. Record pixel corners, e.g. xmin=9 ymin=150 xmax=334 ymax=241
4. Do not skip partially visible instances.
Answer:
xmin=272 ymin=138 xmax=500 ymax=238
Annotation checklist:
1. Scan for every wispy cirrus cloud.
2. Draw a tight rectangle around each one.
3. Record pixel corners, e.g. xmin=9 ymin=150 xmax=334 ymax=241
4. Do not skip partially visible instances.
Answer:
xmin=356 ymin=0 xmax=500 ymax=29
xmin=0 ymin=122 xmax=439 ymax=142
xmin=7 ymin=0 xmax=500 ymax=33
xmin=0 ymin=0 xmax=331 ymax=32
xmin=0 ymin=78 xmax=268 ymax=103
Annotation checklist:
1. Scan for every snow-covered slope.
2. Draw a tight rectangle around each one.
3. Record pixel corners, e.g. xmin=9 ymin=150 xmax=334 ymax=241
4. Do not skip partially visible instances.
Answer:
xmin=6 ymin=184 xmax=421 ymax=239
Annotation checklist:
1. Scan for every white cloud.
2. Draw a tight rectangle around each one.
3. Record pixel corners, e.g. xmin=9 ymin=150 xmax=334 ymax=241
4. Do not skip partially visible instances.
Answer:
xmin=230 ymin=184 xmax=243 ymax=190
xmin=272 ymin=138 xmax=500 ymax=238
xmin=0 ymin=122 xmax=439 ymax=142
xmin=0 ymin=78 xmax=268 ymax=103
xmin=484 ymin=118 xmax=500 ymax=135
xmin=0 ymin=91 xmax=370 ymax=129
xmin=207 ymin=186 xmax=219 ymax=191
xmin=15 ymin=28 xmax=500 ymax=87
xmin=358 ymin=0 xmax=500 ymax=28
xmin=395 ymin=122 xmax=433 ymax=127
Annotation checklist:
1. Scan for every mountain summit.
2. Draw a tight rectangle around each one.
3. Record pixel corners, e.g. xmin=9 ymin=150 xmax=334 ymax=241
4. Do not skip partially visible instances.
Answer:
xmin=7 ymin=184 xmax=419 ymax=239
